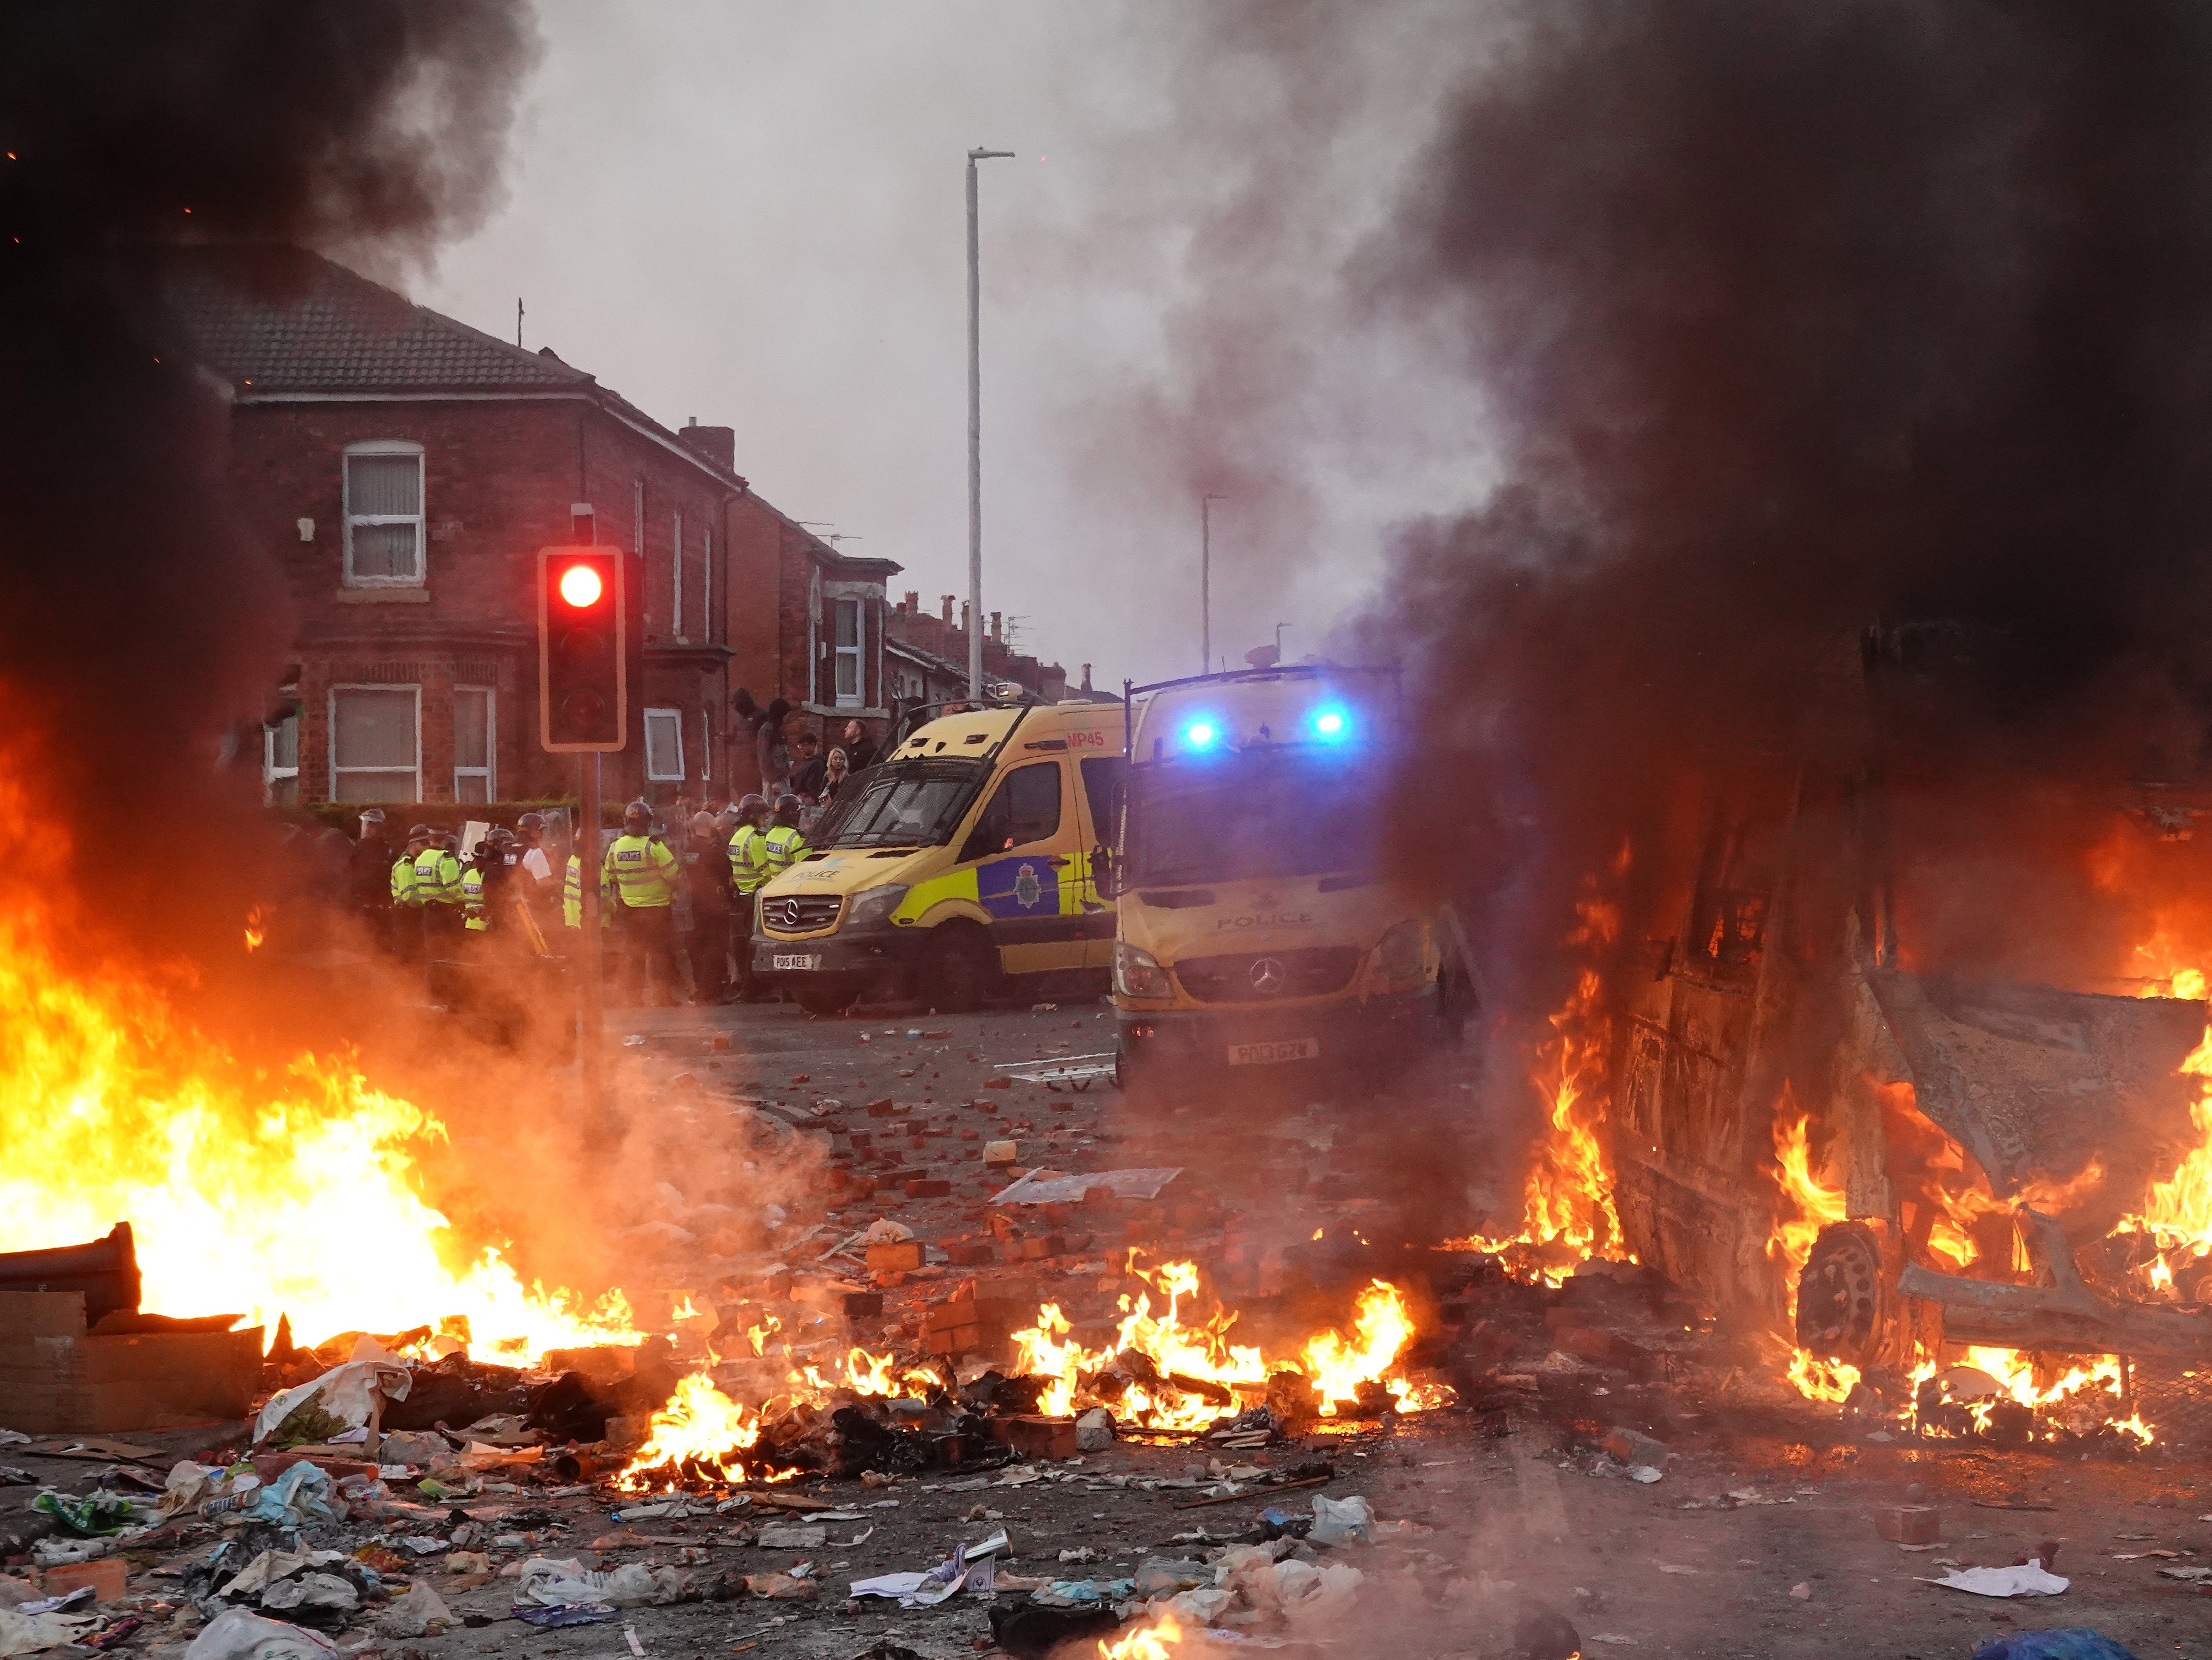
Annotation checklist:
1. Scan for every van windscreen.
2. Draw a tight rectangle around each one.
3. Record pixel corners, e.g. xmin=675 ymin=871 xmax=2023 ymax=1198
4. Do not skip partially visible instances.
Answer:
xmin=1124 ymin=752 xmax=1376 ymax=885
xmin=811 ymin=760 xmax=987 ymax=850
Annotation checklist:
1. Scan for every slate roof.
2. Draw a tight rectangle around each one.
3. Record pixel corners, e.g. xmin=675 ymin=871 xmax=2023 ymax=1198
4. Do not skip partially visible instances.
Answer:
xmin=162 ymin=243 xmax=596 ymax=395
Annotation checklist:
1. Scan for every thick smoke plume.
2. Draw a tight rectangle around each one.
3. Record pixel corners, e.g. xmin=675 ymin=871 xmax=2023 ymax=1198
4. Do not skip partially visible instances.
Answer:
xmin=0 ymin=0 xmax=536 ymax=960
xmin=1347 ymin=3 xmax=2212 ymax=1051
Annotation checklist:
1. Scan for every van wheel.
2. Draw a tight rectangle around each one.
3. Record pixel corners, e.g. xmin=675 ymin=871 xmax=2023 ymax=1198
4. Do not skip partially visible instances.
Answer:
xmin=921 ymin=926 xmax=998 ymax=1013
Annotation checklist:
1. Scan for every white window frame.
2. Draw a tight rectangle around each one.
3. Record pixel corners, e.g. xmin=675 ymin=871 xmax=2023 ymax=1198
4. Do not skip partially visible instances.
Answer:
xmin=329 ymin=682 xmax=421 ymax=802
xmin=341 ymin=440 xmax=426 ymax=587
xmin=700 ymin=709 xmax=712 ymax=782
xmin=453 ymin=685 xmax=497 ymax=802
xmin=832 ymin=596 xmax=864 ymax=709
xmin=263 ymin=710 xmax=300 ymax=805
xmin=643 ymin=706 xmax=686 ymax=782
xmin=703 ymin=525 xmax=713 ymax=644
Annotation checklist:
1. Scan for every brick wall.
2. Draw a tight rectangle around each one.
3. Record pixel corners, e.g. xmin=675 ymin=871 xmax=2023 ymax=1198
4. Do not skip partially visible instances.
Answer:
xmin=231 ymin=397 xmax=743 ymax=806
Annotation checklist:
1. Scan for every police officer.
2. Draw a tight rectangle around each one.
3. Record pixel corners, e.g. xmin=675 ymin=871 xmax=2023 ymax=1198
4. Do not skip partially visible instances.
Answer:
xmin=603 ymin=801 xmax=680 ymax=1005
xmin=390 ymin=825 xmax=430 ymax=963
xmin=414 ymin=828 xmax=465 ymax=966
xmin=725 ymin=794 xmax=771 ymax=1000
xmin=353 ymin=809 xmax=393 ymax=949
xmin=762 ymin=793 xmax=809 ymax=880
xmin=461 ymin=834 xmax=508 ymax=938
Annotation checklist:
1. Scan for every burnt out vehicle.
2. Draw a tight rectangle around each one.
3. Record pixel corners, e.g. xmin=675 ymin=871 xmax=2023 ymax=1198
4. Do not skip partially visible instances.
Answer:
xmin=1608 ymin=627 xmax=2212 ymax=1401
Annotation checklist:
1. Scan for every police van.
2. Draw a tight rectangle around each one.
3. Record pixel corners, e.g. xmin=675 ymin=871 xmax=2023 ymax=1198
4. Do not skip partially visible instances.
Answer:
xmin=750 ymin=701 xmax=1127 ymax=1014
xmin=1099 ymin=665 xmax=1474 ymax=1090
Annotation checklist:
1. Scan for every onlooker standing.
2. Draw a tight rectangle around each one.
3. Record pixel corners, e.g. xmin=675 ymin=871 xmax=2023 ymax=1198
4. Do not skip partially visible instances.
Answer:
xmin=820 ymin=746 xmax=851 ymax=807
xmin=789 ymin=729 xmax=825 ymax=803
xmin=841 ymin=718 xmax=877 ymax=774
xmin=755 ymin=698 xmax=792 ymax=797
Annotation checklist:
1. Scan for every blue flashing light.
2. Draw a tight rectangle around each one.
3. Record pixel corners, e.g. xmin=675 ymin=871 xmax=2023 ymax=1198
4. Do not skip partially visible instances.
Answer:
xmin=1311 ymin=707 xmax=1349 ymax=740
xmin=1183 ymin=720 xmax=1218 ymax=749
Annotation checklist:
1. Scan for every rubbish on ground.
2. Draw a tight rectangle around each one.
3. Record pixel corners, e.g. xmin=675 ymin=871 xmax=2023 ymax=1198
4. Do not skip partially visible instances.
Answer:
xmin=29 ymin=1492 xmax=147 ymax=1538
xmin=375 ymin=1583 xmax=452 ymax=1639
xmin=1599 ymin=1427 xmax=1670 ymax=1472
xmin=1923 ymin=1561 xmax=2069 ymax=1597
xmin=180 ymin=1609 xmax=341 ymax=1660
xmin=991 ymin=1167 xmax=1182 ymax=1205
xmin=743 ymin=1574 xmax=817 ymax=1600
xmin=1308 ymin=1493 xmax=1374 ymax=1547
xmin=242 ymin=1462 xmax=341 ymax=1528
xmin=1970 ymin=1633 xmax=2143 ymax=1660
xmin=755 ymin=1526 xmax=826 ymax=1549
xmin=255 ymin=1354 xmax=413 ymax=1447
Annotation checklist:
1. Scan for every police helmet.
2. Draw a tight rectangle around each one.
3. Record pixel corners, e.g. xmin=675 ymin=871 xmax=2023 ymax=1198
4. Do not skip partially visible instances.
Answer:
xmin=738 ymin=793 xmax=768 ymax=814
xmin=407 ymin=823 xmax=433 ymax=839
xmin=472 ymin=840 xmax=494 ymax=860
xmin=359 ymin=808 xmax=387 ymax=827
xmin=489 ymin=827 xmax=517 ymax=849
xmin=622 ymin=801 xmax=652 ymax=830
xmin=516 ymin=811 xmax=545 ymax=833
xmin=774 ymin=793 xmax=802 ymax=818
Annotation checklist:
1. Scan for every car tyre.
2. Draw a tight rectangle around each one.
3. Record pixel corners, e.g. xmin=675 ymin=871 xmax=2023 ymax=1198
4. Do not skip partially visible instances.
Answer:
xmin=920 ymin=926 xmax=998 ymax=1014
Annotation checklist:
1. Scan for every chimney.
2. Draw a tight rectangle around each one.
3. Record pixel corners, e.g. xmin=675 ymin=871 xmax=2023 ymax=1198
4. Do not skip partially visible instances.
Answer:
xmin=990 ymin=611 xmax=1002 ymax=642
xmin=676 ymin=418 xmax=737 ymax=474
xmin=1081 ymin=663 xmax=1091 ymax=692
xmin=903 ymin=590 xmax=919 ymax=615
xmin=941 ymin=595 xmax=955 ymax=626
xmin=961 ymin=602 xmax=972 ymax=634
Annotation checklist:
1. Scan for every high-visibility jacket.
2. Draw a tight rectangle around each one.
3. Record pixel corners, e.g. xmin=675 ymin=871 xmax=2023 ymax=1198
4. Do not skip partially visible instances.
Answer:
xmin=762 ymin=824 xmax=807 ymax=879
xmin=413 ymin=847 xmax=463 ymax=906
xmin=562 ymin=854 xmax=613 ymax=929
xmin=603 ymin=834 xmax=678 ymax=909
xmin=461 ymin=864 xmax=489 ymax=931
xmin=390 ymin=855 xmax=421 ymax=907
xmin=727 ymin=825 xmax=772 ymax=894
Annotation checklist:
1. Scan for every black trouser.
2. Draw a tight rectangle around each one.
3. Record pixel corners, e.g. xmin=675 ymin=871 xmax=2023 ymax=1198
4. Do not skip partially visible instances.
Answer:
xmin=688 ymin=910 xmax=731 ymax=1003
xmin=732 ymin=892 xmax=763 ymax=997
xmin=613 ymin=903 xmax=679 ymax=1006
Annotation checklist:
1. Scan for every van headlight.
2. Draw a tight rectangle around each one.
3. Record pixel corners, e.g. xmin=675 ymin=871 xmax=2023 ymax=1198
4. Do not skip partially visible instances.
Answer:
xmin=1115 ymin=942 xmax=1172 ymax=999
xmin=1375 ymin=920 xmax=1426 ymax=981
xmin=845 ymin=884 xmax=909 ymax=929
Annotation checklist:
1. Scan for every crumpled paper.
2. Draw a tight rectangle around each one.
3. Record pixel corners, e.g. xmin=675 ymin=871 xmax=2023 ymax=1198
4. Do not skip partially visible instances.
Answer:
xmin=0 ymin=1607 xmax=99 ymax=1656
xmin=180 ymin=1608 xmax=341 ymax=1660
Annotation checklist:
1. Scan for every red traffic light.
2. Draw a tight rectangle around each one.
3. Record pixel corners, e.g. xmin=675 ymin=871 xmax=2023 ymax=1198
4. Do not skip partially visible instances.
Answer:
xmin=558 ymin=562 xmax=604 ymax=608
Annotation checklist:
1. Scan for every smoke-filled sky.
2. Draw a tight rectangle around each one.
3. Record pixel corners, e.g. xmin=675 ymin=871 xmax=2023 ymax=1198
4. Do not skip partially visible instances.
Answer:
xmin=418 ymin=0 xmax=1498 ymax=687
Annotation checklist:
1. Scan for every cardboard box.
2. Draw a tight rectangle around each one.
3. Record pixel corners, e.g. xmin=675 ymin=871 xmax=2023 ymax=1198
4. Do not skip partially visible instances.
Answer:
xmin=991 ymin=1415 xmax=1078 ymax=1459
xmin=0 ymin=1291 xmax=262 ymax=1434
xmin=1874 ymin=1505 xmax=1942 ymax=1544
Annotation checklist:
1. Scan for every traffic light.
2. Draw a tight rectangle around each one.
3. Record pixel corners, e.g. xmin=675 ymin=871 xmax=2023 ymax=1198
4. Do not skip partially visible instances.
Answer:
xmin=537 ymin=547 xmax=627 ymax=751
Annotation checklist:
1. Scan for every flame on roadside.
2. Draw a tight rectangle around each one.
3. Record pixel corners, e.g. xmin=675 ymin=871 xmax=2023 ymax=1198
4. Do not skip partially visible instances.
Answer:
xmin=1462 ymin=882 xmax=1633 ymax=1287
xmin=0 ymin=738 xmax=637 ymax=1356
xmin=1098 ymin=1615 xmax=1185 ymax=1660
xmin=1008 ymin=1259 xmax=1436 ymax=1427
xmin=244 ymin=906 xmax=266 ymax=952
xmin=616 ymin=1369 xmax=763 ymax=1489
xmin=1911 ymin=1347 xmax=2152 ymax=1447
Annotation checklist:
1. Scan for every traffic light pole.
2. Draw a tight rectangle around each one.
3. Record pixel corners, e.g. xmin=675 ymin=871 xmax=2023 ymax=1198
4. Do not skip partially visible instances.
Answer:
xmin=578 ymin=751 xmax=607 ymax=1125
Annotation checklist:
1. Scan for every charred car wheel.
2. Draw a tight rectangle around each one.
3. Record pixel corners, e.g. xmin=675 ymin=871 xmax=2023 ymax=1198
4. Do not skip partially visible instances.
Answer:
xmin=1795 ymin=1220 xmax=1889 ymax=1368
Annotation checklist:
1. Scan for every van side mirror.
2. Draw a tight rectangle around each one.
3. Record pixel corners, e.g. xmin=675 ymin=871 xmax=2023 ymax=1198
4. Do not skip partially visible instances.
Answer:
xmin=1091 ymin=844 xmax=1119 ymax=901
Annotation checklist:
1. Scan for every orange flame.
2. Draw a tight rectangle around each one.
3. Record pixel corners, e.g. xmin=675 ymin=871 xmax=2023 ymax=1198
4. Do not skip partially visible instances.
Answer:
xmin=1098 ymin=1615 xmax=1185 ymax=1660
xmin=617 ymin=1368 xmax=762 ymax=1489
xmin=0 ymin=740 xmax=636 ymax=1356
xmin=243 ymin=906 xmax=266 ymax=952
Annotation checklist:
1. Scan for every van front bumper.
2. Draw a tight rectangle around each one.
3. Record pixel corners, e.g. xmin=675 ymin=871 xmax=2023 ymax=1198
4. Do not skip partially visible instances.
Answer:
xmin=1116 ymin=985 xmax=1438 ymax=1078
xmin=750 ymin=924 xmax=923 ymax=988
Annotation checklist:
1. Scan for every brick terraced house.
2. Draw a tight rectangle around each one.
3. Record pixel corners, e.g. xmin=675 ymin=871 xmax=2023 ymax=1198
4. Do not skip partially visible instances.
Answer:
xmin=165 ymin=245 xmax=899 ymax=808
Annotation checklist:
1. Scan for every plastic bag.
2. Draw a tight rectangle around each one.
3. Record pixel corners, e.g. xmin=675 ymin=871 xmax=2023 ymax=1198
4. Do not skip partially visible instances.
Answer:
xmin=180 ymin=1610 xmax=340 ymax=1660
xmin=243 ymin=1463 xmax=342 ymax=1528
xmin=30 ymin=1491 xmax=147 ymax=1538
xmin=254 ymin=1358 xmax=412 ymax=1447
xmin=1309 ymin=1493 xmax=1374 ymax=1547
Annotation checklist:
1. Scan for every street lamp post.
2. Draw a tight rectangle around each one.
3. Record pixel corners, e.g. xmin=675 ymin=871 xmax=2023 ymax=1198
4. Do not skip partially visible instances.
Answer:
xmin=1201 ymin=492 xmax=1227 ymax=675
xmin=967 ymin=146 xmax=1015 ymax=701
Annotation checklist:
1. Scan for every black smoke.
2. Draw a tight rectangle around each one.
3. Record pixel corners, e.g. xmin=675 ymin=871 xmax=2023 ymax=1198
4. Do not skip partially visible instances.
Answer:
xmin=0 ymin=0 xmax=536 ymax=958
xmin=1354 ymin=3 xmax=2212 ymax=1041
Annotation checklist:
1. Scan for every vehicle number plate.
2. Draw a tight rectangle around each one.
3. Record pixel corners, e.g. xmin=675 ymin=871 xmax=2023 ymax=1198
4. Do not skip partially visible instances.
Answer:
xmin=1227 ymin=1038 xmax=1319 ymax=1066
xmin=772 ymin=954 xmax=821 ymax=972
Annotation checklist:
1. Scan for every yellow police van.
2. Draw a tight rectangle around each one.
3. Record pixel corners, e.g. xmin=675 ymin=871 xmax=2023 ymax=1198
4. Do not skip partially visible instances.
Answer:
xmin=750 ymin=701 xmax=1127 ymax=1015
xmin=1099 ymin=665 xmax=1475 ymax=1092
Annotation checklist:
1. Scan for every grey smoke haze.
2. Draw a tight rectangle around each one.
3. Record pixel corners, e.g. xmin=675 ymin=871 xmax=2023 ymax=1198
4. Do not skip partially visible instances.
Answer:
xmin=418 ymin=0 xmax=1499 ymax=685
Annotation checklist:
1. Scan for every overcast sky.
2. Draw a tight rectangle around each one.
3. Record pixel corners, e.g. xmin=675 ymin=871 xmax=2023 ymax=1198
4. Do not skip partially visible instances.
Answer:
xmin=416 ymin=0 xmax=1499 ymax=689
